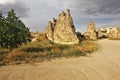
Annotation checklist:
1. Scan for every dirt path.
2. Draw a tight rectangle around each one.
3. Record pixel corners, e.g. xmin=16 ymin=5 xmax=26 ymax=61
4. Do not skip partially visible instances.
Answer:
xmin=0 ymin=39 xmax=120 ymax=80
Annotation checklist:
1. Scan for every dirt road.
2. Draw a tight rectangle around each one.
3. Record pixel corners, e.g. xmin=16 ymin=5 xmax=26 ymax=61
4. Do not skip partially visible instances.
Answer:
xmin=0 ymin=39 xmax=120 ymax=80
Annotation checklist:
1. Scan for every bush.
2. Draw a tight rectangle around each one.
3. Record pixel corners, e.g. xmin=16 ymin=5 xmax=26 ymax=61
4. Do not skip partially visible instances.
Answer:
xmin=0 ymin=9 xmax=30 ymax=50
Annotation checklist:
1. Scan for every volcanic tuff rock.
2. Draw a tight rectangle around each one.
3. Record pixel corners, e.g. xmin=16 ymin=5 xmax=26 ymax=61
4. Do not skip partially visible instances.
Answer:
xmin=96 ymin=28 xmax=108 ymax=39
xmin=45 ymin=9 xmax=79 ymax=44
xmin=30 ymin=32 xmax=48 ymax=42
xmin=108 ymin=27 xmax=120 ymax=39
xmin=96 ymin=27 xmax=120 ymax=39
xmin=84 ymin=21 xmax=97 ymax=40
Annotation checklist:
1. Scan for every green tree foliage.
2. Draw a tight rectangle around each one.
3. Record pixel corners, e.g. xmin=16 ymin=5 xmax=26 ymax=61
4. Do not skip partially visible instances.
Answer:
xmin=0 ymin=9 xmax=30 ymax=50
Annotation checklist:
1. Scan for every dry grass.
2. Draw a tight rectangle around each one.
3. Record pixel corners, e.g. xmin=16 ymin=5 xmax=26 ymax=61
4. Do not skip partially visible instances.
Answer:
xmin=0 ymin=40 xmax=98 ymax=66
xmin=109 ymin=38 xmax=120 ymax=40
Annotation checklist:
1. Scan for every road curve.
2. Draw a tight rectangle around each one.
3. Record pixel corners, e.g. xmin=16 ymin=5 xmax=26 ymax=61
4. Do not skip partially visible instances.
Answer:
xmin=0 ymin=39 xmax=120 ymax=80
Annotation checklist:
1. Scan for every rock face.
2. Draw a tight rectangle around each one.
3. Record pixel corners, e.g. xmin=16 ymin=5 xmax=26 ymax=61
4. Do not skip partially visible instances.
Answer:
xmin=45 ymin=21 xmax=54 ymax=41
xmin=96 ymin=28 xmax=108 ymax=39
xmin=30 ymin=32 xmax=48 ymax=42
xmin=84 ymin=21 xmax=97 ymax=40
xmin=45 ymin=9 xmax=79 ymax=44
xmin=96 ymin=27 xmax=120 ymax=39
xmin=108 ymin=27 xmax=120 ymax=39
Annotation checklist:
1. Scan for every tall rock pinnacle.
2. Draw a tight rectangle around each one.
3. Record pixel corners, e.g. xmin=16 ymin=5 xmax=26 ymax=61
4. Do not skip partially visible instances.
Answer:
xmin=45 ymin=9 xmax=79 ymax=44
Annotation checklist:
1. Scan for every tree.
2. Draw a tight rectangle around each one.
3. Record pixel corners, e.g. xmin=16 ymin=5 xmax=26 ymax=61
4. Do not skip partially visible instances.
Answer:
xmin=0 ymin=9 xmax=30 ymax=50
xmin=0 ymin=11 xmax=6 ymax=49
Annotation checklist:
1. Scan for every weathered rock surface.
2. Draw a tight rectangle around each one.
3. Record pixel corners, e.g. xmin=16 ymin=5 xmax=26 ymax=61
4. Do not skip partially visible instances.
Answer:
xmin=108 ymin=27 xmax=120 ymax=39
xmin=96 ymin=28 xmax=108 ymax=39
xmin=45 ymin=9 xmax=79 ymax=44
xmin=45 ymin=21 xmax=54 ymax=41
xmin=30 ymin=32 xmax=48 ymax=42
xmin=96 ymin=27 xmax=120 ymax=39
xmin=84 ymin=21 xmax=97 ymax=40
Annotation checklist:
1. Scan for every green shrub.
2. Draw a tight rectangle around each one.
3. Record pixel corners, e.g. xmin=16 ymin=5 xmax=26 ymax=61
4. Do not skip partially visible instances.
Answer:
xmin=0 ymin=9 xmax=30 ymax=50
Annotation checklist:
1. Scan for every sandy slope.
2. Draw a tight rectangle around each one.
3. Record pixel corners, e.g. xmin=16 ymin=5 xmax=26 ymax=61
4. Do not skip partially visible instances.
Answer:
xmin=0 ymin=39 xmax=120 ymax=80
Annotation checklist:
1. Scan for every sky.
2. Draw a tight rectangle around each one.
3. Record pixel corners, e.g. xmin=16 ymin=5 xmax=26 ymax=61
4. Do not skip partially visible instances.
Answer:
xmin=0 ymin=0 xmax=120 ymax=32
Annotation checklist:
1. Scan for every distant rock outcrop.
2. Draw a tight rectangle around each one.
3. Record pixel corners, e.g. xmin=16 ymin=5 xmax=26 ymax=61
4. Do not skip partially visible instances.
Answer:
xmin=108 ymin=27 xmax=120 ymax=39
xmin=96 ymin=28 xmax=108 ymax=39
xmin=45 ymin=9 xmax=79 ymax=44
xmin=83 ymin=21 xmax=120 ymax=40
xmin=30 ymin=32 xmax=48 ymax=42
xmin=84 ymin=21 xmax=97 ymax=40
xmin=96 ymin=27 xmax=120 ymax=39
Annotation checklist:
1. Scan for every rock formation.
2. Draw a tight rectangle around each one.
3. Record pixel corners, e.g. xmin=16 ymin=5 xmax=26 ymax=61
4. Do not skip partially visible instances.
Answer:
xmin=45 ymin=21 xmax=54 ymax=41
xmin=84 ymin=21 xmax=97 ymax=40
xmin=45 ymin=9 xmax=79 ymax=44
xmin=108 ymin=27 xmax=120 ymax=39
xmin=30 ymin=32 xmax=48 ymax=42
xmin=96 ymin=28 xmax=108 ymax=39
xmin=96 ymin=27 xmax=120 ymax=39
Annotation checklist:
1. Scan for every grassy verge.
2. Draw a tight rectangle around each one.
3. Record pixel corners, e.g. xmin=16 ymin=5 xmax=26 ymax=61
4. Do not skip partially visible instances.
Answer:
xmin=0 ymin=40 xmax=98 ymax=66
xmin=109 ymin=38 xmax=120 ymax=40
xmin=0 ymin=49 xmax=10 ymax=66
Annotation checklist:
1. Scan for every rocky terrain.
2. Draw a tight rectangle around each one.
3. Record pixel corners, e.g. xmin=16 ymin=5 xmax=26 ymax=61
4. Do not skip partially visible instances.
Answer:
xmin=84 ymin=21 xmax=120 ymax=40
xmin=29 ymin=9 xmax=120 ymax=43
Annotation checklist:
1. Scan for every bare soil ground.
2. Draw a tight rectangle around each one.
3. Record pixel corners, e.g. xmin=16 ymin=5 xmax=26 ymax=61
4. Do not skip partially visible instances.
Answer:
xmin=0 ymin=39 xmax=120 ymax=80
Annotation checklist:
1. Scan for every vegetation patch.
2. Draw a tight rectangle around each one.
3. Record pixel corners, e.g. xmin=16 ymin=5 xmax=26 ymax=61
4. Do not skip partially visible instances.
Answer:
xmin=109 ymin=38 xmax=120 ymax=40
xmin=0 ymin=40 xmax=98 ymax=66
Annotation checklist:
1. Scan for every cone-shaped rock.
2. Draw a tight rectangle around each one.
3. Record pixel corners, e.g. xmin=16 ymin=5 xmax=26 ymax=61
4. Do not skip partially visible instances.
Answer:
xmin=45 ymin=9 xmax=79 ymax=44
xmin=84 ymin=21 xmax=97 ymax=40
xmin=87 ymin=21 xmax=96 ymax=33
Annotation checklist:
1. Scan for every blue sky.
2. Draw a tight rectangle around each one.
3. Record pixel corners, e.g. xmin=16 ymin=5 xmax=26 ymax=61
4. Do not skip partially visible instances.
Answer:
xmin=0 ymin=0 xmax=120 ymax=32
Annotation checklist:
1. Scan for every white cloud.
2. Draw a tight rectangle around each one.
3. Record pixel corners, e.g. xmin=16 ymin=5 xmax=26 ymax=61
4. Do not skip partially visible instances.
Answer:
xmin=0 ymin=0 xmax=15 ymax=4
